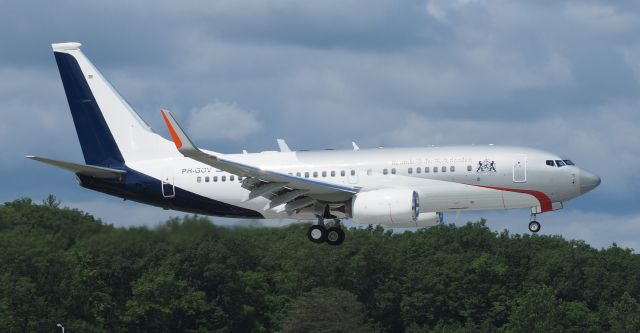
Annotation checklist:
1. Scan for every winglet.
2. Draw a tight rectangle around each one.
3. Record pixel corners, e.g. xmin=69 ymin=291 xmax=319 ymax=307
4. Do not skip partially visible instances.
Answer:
xmin=352 ymin=141 xmax=360 ymax=151
xmin=277 ymin=139 xmax=291 ymax=152
xmin=160 ymin=109 xmax=200 ymax=154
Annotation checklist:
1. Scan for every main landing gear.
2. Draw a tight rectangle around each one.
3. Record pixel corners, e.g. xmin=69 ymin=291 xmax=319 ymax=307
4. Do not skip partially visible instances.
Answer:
xmin=307 ymin=206 xmax=345 ymax=246
xmin=529 ymin=213 xmax=541 ymax=233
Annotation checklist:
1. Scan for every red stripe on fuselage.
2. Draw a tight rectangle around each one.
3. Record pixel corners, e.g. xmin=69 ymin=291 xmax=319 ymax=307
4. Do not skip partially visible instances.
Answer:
xmin=471 ymin=185 xmax=553 ymax=212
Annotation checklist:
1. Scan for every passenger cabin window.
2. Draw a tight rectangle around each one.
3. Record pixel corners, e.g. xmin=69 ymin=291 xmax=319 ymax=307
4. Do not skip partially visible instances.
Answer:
xmin=213 ymin=176 xmax=218 ymax=182
xmin=367 ymin=169 xmax=372 ymax=176
xmin=555 ymin=160 xmax=566 ymax=167
xmin=441 ymin=166 xmax=446 ymax=172
xmin=296 ymin=172 xmax=301 ymax=177
xmin=313 ymin=171 xmax=318 ymax=178
xmin=391 ymin=168 xmax=396 ymax=174
xmin=340 ymin=170 xmax=346 ymax=177
xmin=433 ymin=167 xmax=438 ymax=173
xmin=546 ymin=160 xmax=555 ymax=167
xmin=563 ymin=160 xmax=575 ymax=166
xmin=322 ymin=171 xmax=327 ymax=177
xmin=416 ymin=167 xmax=421 ymax=174
xmin=221 ymin=176 xmax=226 ymax=182
xmin=304 ymin=172 xmax=309 ymax=178
xmin=205 ymin=176 xmax=210 ymax=182
xmin=425 ymin=167 xmax=430 ymax=173
xmin=450 ymin=166 xmax=455 ymax=172
xmin=408 ymin=167 xmax=413 ymax=174
xmin=331 ymin=171 xmax=336 ymax=177
xmin=383 ymin=168 xmax=388 ymax=175
xmin=197 ymin=176 xmax=202 ymax=183
xmin=230 ymin=175 xmax=235 ymax=181
xmin=351 ymin=170 xmax=356 ymax=176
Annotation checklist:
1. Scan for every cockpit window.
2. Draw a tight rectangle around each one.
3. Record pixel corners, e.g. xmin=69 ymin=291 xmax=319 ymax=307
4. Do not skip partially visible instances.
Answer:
xmin=555 ymin=160 xmax=566 ymax=167
xmin=563 ymin=160 xmax=575 ymax=166
xmin=546 ymin=160 xmax=555 ymax=167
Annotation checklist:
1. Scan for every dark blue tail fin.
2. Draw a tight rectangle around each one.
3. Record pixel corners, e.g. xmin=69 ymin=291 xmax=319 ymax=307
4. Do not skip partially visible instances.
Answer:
xmin=54 ymin=48 xmax=124 ymax=167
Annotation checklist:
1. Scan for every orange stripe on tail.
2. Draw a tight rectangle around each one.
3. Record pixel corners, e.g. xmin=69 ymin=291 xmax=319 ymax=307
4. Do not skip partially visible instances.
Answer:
xmin=161 ymin=110 xmax=183 ymax=149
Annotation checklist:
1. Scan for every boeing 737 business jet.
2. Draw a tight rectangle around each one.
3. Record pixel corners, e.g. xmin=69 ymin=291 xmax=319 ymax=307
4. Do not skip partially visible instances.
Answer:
xmin=28 ymin=42 xmax=601 ymax=245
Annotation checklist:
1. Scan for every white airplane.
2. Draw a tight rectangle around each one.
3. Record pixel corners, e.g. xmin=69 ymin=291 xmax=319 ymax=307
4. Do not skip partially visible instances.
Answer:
xmin=28 ymin=42 xmax=601 ymax=245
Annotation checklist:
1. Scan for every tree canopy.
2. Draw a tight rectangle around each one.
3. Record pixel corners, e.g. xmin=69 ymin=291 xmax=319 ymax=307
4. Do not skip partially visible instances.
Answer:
xmin=0 ymin=197 xmax=638 ymax=332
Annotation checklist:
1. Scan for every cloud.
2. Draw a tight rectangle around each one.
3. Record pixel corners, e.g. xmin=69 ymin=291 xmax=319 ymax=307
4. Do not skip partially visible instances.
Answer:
xmin=563 ymin=3 xmax=638 ymax=35
xmin=186 ymin=101 xmax=263 ymax=142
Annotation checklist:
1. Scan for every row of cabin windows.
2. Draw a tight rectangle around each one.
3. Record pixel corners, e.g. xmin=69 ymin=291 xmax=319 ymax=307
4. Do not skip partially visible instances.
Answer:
xmin=287 ymin=170 xmax=356 ymax=178
xmin=197 ymin=164 xmax=475 ymax=183
xmin=384 ymin=165 xmax=461 ymax=175
xmin=197 ymin=175 xmax=245 ymax=183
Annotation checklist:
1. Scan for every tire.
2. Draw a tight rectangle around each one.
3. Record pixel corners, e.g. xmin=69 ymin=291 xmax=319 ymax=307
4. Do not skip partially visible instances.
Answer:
xmin=528 ymin=221 xmax=541 ymax=233
xmin=307 ymin=225 xmax=327 ymax=243
xmin=326 ymin=227 xmax=345 ymax=246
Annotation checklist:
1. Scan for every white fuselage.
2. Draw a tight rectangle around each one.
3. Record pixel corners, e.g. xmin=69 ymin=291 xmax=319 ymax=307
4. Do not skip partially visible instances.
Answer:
xmin=127 ymin=145 xmax=585 ymax=221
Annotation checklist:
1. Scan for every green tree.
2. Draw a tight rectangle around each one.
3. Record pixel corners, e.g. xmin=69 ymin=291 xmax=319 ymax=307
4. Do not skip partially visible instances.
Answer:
xmin=606 ymin=292 xmax=640 ymax=332
xmin=282 ymin=288 xmax=380 ymax=333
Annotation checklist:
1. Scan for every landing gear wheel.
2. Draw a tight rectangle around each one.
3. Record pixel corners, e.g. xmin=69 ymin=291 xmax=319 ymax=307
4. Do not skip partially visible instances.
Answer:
xmin=326 ymin=227 xmax=345 ymax=246
xmin=307 ymin=225 xmax=327 ymax=243
xmin=528 ymin=221 xmax=541 ymax=233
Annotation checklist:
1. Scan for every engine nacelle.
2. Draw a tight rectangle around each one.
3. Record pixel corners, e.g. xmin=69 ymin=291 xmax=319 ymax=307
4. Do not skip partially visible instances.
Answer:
xmin=351 ymin=189 xmax=420 ymax=227
xmin=413 ymin=212 xmax=443 ymax=228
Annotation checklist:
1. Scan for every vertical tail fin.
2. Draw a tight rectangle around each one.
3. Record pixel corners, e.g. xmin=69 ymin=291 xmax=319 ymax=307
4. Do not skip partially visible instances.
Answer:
xmin=52 ymin=42 xmax=171 ymax=166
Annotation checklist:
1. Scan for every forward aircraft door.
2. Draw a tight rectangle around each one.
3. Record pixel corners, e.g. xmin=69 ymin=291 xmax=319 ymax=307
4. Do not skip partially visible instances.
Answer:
xmin=513 ymin=154 xmax=527 ymax=183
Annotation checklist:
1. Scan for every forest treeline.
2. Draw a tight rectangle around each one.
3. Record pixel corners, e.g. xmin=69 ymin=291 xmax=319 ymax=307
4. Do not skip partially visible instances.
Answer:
xmin=0 ymin=197 xmax=639 ymax=332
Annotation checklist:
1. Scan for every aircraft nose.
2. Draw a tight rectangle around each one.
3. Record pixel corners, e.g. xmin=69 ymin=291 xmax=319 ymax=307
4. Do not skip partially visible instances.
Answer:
xmin=580 ymin=170 xmax=601 ymax=194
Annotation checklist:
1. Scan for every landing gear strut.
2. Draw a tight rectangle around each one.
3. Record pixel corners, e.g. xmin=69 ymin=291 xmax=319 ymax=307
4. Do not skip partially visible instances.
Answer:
xmin=529 ymin=213 xmax=541 ymax=233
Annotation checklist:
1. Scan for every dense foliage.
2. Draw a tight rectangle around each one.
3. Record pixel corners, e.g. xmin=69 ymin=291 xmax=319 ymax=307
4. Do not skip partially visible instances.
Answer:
xmin=0 ymin=197 xmax=639 ymax=332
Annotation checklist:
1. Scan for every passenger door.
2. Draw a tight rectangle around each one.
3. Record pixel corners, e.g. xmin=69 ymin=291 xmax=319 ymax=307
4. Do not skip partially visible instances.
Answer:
xmin=513 ymin=154 xmax=527 ymax=183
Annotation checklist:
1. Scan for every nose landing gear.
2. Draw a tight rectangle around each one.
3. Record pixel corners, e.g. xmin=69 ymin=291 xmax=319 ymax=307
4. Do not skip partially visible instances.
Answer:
xmin=529 ymin=213 xmax=541 ymax=233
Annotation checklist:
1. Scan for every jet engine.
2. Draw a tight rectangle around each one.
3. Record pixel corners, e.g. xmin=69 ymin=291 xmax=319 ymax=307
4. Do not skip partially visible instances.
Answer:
xmin=350 ymin=189 xmax=443 ymax=228
xmin=351 ymin=189 xmax=420 ymax=227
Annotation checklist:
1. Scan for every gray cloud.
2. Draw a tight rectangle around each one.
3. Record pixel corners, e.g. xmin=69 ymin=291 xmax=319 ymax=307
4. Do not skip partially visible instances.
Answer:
xmin=187 ymin=102 xmax=263 ymax=142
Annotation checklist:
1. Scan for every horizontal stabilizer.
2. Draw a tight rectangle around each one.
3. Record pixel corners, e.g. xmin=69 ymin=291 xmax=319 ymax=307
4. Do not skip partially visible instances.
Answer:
xmin=26 ymin=156 xmax=126 ymax=179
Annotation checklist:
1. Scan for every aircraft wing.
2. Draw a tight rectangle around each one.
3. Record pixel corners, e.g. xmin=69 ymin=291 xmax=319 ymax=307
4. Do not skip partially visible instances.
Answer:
xmin=160 ymin=110 xmax=358 ymax=212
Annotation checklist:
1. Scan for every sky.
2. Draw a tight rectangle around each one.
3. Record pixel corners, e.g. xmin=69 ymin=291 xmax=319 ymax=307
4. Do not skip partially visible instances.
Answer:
xmin=1 ymin=0 xmax=639 ymax=249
